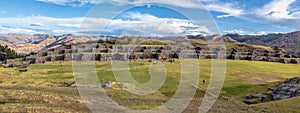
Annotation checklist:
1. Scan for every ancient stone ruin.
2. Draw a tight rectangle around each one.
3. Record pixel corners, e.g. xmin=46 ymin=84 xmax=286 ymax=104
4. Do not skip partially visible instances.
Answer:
xmin=1 ymin=40 xmax=300 ymax=68
xmin=1 ymin=59 xmax=30 ymax=68
xmin=271 ymin=77 xmax=300 ymax=100
xmin=245 ymin=77 xmax=300 ymax=104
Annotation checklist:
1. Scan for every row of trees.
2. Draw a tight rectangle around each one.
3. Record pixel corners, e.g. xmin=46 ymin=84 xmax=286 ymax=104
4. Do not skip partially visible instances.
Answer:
xmin=0 ymin=44 xmax=20 ymax=61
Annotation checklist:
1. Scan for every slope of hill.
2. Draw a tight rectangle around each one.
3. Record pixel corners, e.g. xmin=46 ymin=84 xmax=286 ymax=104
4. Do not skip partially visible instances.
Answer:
xmin=0 ymin=34 xmax=57 ymax=55
xmin=225 ymin=31 xmax=300 ymax=55
xmin=0 ymin=34 xmax=110 ymax=55
xmin=210 ymin=34 xmax=237 ymax=43
xmin=1 ymin=31 xmax=299 ymax=56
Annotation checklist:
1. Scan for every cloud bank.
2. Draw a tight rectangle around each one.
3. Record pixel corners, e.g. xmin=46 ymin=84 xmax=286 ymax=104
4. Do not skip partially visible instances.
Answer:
xmin=0 ymin=13 xmax=211 ymax=36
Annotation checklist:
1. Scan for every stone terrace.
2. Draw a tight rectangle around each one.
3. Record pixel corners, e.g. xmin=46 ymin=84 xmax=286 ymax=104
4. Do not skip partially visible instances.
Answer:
xmin=1 ymin=42 xmax=300 ymax=68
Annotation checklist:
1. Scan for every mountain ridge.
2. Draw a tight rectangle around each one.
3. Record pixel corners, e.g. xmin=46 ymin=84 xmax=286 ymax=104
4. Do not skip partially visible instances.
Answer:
xmin=225 ymin=31 xmax=300 ymax=55
xmin=0 ymin=31 xmax=299 ymax=55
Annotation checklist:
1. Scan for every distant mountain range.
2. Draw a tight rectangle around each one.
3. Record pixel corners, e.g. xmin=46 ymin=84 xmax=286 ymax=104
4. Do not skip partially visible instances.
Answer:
xmin=0 ymin=31 xmax=299 ymax=55
xmin=225 ymin=31 xmax=300 ymax=55
xmin=0 ymin=34 xmax=112 ymax=55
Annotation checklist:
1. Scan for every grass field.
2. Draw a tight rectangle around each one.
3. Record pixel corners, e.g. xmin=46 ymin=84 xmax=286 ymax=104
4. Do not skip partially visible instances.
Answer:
xmin=0 ymin=59 xmax=300 ymax=112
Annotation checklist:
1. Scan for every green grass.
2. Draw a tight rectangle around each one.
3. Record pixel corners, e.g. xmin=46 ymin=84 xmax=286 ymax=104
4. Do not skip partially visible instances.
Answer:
xmin=0 ymin=59 xmax=300 ymax=112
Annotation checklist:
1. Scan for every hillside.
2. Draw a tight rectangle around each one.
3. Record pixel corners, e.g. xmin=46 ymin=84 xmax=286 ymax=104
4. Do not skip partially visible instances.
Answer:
xmin=225 ymin=31 xmax=300 ymax=55
xmin=0 ymin=31 xmax=299 ymax=56
xmin=0 ymin=34 xmax=112 ymax=55
xmin=0 ymin=34 xmax=57 ymax=54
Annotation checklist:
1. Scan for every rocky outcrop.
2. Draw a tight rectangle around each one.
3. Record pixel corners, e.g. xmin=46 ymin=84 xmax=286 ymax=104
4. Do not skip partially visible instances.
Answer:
xmin=272 ymin=77 xmax=300 ymax=100
xmin=1 ymin=59 xmax=30 ymax=68
xmin=245 ymin=77 xmax=300 ymax=104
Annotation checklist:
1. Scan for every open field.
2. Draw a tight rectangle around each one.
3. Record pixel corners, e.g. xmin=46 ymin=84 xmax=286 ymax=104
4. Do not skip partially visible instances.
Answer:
xmin=0 ymin=59 xmax=300 ymax=112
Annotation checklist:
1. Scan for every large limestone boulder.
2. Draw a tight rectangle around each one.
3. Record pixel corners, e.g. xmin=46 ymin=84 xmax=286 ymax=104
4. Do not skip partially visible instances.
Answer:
xmin=272 ymin=77 xmax=300 ymax=100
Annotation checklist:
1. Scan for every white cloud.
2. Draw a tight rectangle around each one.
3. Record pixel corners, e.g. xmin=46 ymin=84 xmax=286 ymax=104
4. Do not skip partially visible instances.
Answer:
xmin=0 ymin=26 xmax=39 ymax=34
xmin=256 ymin=0 xmax=296 ymax=20
xmin=105 ymin=12 xmax=212 ymax=36
xmin=204 ymin=2 xmax=244 ymax=18
xmin=0 ymin=13 xmax=211 ymax=36
xmin=36 ymin=0 xmax=70 ymax=5
xmin=130 ymin=0 xmax=203 ymax=9
xmin=238 ymin=0 xmax=300 ymax=30
xmin=36 ymin=0 xmax=203 ymax=8
xmin=57 ymin=23 xmax=81 ymax=28
xmin=249 ymin=31 xmax=267 ymax=36
xmin=36 ymin=0 xmax=101 ymax=7
xmin=35 ymin=0 xmax=243 ymax=19
xmin=223 ymin=29 xmax=244 ymax=34
xmin=0 ymin=11 xmax=6 ymax=14
xmin=223 ymin=30 xmax=269 ymax=36
xmin=0 ymin=16 xmax=84 ymax=28
xmin=0 ymin=16 xmax=84 ymax=34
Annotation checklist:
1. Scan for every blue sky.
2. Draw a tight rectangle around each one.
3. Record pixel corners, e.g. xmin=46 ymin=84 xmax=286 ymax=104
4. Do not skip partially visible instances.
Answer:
xmin=0 ymin=0 xmax=299 ymax=36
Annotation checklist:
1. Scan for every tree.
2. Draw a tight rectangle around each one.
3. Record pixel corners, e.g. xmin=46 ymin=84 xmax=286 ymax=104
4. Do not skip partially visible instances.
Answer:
xmin=0 ymin=44 xmax=20 ymax=61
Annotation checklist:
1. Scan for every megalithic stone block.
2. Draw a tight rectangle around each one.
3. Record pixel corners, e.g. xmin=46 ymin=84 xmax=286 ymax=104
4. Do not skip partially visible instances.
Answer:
xmin=45 ymin=56 xmax=52 ymax=61
xmin=47 ymin=51 xmax=54 ymax=56
xmin=64 ymin=54 xmax=72 ymax=61
xmin=65 ymin=49 xmax=71 ymax=54
xmin=72 ymin=54 xmax=84 ymax=61
xmin=81 ymin=54 xmax=95 ymax=61
xmin=83 ymin=48 xmax=93 ymax=53
xmin=55 ymin=55 xmax=65 ymax=61
xmin=77 ymin=45 xmax=85 ymax=49
xmin=41 ymin=52 xmax=48 ymax=57
xmin=51 ymin=55 xmax=56 ymax=61
xmin=112 ymin=53 xmax=125 ymax=61
xmin=58 ymin=50 xmax=65 ymax=54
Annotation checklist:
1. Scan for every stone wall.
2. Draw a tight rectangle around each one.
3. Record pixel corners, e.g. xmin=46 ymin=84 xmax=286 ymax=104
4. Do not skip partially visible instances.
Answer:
xmin=2 ymin=43 xmax=300 ymax=68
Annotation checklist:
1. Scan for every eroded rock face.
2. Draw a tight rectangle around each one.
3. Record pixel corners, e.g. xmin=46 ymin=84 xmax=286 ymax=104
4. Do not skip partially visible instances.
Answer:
xmin=272 ymin=77 xmax=300 ymax=100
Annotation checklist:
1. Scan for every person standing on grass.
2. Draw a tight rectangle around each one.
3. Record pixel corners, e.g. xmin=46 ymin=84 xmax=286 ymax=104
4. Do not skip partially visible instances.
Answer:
xmin=170 ymin=58 xmax=174 ymax=64
xmin=60 ymin=61 xmax=62 ymax=68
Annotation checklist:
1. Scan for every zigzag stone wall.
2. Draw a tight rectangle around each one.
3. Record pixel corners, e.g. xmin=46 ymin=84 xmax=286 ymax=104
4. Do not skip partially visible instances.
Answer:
xmin=2 ymin=43 xmax=300 ymax=68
